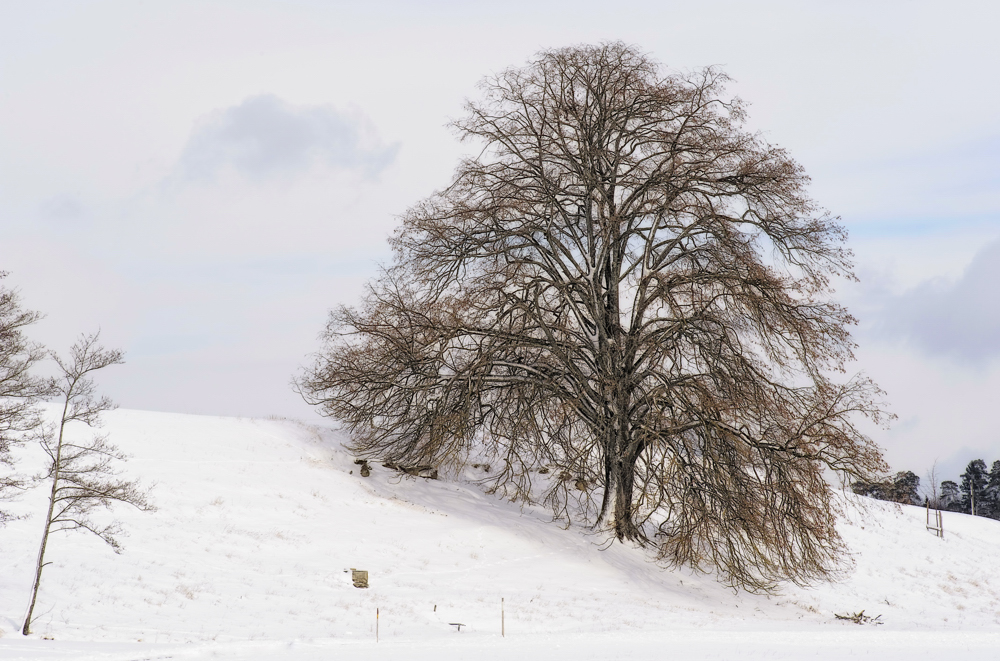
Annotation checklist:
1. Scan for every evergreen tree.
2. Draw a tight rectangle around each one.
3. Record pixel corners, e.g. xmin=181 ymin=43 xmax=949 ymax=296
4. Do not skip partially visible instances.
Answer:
xmin=851 ymin=479 xmax=885 ymax=500
xmin=984 ymin=460 xmax=1000 ymax=520
xmin=889 ymin=471 xmax=920 ymax=505
xmin=940 ymin=480 xmax=961 ymax=511
xmin=851 ymin=470 xmax=920 ymax=505
xmin=959 ymin=459 xmax=989 ymax=516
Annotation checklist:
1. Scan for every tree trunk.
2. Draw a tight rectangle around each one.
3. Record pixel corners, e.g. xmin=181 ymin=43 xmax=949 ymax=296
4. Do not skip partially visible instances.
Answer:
xmin=21 ymin=514 xmax=52 ymax=635
xmin=22 ymin=405 xmax=68 ymax=635
xmin=612 ymin=451 xmax=642 ymax=541
xmin=600 ymin=409 xmax=643 ymax=542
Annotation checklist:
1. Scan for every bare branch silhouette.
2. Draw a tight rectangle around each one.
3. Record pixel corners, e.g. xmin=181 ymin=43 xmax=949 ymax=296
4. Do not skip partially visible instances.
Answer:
xmin=22 ymin=333 xmax=153 ymax=635
xmin=0 ymin=273 xmax=51 ymax=523
xmin=299 ymin=43 xmax=890 ymax=591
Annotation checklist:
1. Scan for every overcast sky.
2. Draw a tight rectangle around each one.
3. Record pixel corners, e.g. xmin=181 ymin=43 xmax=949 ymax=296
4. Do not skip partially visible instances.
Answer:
xmin=2 ymin=0 xmax=999 ymax=483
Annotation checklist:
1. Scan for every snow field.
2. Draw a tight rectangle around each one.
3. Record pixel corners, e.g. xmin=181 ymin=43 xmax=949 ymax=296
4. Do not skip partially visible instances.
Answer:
xmin=1 ymin=407 xmax=999 ymax=659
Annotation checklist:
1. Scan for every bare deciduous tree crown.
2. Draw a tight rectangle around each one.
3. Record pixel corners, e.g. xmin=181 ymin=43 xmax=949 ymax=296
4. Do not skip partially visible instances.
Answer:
xmin=0 ymin=273 xmax=50 ymax=523
xmin=299 ymin=43 xmax=890 ymax=591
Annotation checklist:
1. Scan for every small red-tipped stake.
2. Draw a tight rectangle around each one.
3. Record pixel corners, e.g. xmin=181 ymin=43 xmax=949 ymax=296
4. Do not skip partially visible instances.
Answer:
xmin=376 ymin=607 xmax=379 ymax=643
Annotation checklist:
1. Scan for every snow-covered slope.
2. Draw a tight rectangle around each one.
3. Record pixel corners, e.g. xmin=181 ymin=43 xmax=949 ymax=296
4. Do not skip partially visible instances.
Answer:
xmin=2 ymin=408 xmax=999 ymax=660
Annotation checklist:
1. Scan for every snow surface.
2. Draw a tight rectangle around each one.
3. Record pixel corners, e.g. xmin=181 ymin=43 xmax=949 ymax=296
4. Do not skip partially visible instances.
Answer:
xmin=2 ymin=407 xmax=1000 ymax=660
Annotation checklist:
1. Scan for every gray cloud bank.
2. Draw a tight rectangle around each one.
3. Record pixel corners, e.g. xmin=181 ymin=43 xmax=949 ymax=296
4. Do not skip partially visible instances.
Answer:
xmin=875 ymin=237 xmax=1000 ymax=362
xmin=179 ymin=95 xmax=399 ymax=180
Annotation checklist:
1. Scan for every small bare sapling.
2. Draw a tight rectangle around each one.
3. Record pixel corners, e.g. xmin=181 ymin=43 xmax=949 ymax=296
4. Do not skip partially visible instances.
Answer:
xmin=21 ymin=333 xmax=153 ymax=636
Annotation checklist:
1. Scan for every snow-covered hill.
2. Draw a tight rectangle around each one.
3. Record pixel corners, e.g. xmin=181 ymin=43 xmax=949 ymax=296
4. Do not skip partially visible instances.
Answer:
xmin=2 ymin=408 xmax=999 ymax=660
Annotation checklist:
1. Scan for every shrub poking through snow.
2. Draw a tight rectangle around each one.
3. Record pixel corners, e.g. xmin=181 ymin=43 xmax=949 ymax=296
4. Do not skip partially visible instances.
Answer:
xmin=834 ymin=610 xmax=883 ymax=625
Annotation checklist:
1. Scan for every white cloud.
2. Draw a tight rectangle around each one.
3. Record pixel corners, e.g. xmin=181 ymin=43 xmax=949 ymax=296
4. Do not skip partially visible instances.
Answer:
xmin=874 ymin=238 xmax=1000 ymax=362
xmin=178 ymin=95 xmax=400 ymax=181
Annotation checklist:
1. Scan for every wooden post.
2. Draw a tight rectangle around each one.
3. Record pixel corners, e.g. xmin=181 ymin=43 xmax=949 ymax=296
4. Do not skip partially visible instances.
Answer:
xmin=376 ymin=607 xmax=379 ymax=642
xmin=501 ymin=597 xmax=505 ymax=637
xmin=925 ymin=501 xmax=944 ymax=538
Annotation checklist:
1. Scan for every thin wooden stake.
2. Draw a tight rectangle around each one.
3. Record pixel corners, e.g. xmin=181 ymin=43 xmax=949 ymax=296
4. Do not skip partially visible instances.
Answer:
xmin=925 ymin=501 xmax=944 ymax=538
xmin=376 ymin=607 xmax=379 ymax=642
xmin=501 ymin=597 xmax=505 ymax=637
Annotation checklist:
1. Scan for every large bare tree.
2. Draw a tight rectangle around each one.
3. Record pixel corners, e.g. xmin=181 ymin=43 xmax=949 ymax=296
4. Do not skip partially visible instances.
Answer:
xmin=299 ymin=43 xmax=890 ymax=590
